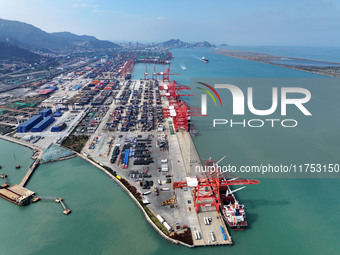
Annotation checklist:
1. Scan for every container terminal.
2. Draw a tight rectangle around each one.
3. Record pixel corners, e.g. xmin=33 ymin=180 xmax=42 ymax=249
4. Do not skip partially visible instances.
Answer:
xmin=0 ymin=51 xmax=259 ymax=247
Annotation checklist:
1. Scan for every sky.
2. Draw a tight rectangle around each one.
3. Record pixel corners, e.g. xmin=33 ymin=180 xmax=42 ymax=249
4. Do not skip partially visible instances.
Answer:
xmin=0 ymin=0 xmax=339 ymax=46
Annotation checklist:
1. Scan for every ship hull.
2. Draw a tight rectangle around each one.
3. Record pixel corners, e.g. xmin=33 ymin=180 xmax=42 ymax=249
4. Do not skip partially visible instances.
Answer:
xmin=220 ymin=187 xmax=248 ymax=230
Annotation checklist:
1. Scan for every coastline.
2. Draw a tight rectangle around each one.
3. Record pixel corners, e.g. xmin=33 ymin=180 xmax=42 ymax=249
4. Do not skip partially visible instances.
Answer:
xmin=0 ymin=135 xmax=195 ymax=248
xmin=213 ymin=48 xmax=340 ymax=77
xmin=0 ymin=135 xmax=43 ymax=156
xmin=76 ymin=152 xmax=195 ymax=248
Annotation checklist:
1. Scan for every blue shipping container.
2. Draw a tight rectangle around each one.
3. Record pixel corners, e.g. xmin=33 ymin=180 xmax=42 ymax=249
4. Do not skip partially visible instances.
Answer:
xmin=45 ymin=86 xmax=58 ymax=92
xmin=51 ymin=122 xmax=66 ymax=132
xmin=17 ymin=115 xmax=43 ymax=133
xmin=53 ymin=111 xmax=63 ymax=117
xmin=31 ymin=116 xmax=55 ymax=132
xmin=39 ymin=108 xmax=52 ymax=117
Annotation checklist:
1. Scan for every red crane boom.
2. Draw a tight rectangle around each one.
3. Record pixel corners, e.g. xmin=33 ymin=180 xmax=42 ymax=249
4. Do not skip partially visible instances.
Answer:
xmin=173 ymin=177 xmax=260 ymax=213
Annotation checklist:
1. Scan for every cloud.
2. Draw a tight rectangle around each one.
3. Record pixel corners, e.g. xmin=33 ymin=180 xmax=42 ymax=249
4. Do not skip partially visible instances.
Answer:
xmin=72 ymin=2 xmax=119 ymax=15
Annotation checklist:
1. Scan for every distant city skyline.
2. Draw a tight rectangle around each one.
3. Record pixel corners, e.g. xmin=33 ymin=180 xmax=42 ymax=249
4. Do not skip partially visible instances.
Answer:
xmin=0 ymin=0 xmax=339 ymax=46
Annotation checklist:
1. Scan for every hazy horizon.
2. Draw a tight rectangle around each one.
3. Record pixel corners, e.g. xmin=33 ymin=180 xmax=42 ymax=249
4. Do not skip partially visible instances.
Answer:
xmin=0 ymin=0 xmax=340 ymax=47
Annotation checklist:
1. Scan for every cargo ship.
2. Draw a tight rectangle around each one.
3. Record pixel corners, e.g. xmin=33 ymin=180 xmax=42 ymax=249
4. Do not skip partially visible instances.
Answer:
xmin=201 ymin=57 xmax=208 ymax=63
xmin=204 ymin=158 xmax=248 ymax=230
xmin=220 ymin=191 xmax=247 ymax=230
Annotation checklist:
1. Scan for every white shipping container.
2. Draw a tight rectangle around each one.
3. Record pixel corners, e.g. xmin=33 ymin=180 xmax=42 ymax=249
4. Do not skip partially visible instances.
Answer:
xmin=156 ymin=215 xmax=165 ymax=224
xmin=163 ymin=222 xmax=172 ymax=232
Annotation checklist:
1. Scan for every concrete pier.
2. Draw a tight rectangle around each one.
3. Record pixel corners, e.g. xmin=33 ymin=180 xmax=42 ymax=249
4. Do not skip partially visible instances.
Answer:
xmin=0 ymin=134 xmax=43 ymax=188
xmin=167 ymin=122 xmax=233 ymax=246
xmin=38 ymin=197 xmax=72 ymax=215
xmin=18 ymin=157 xmax=41 ymax=187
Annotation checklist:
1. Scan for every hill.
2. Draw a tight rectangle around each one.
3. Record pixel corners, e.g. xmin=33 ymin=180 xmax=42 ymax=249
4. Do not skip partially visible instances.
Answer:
xmin=0 ymin=41 xmax=47 ymax=63
xmin=51 ymin=32 xmax=120 ymax=49
xmin=156 ymin=39 xmax=215 ymax=49
xmin=0 ymin=18 xmax=120 ymax=51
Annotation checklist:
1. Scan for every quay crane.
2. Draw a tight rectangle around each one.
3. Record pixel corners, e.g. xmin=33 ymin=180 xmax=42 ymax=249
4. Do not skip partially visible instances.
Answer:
xmin=157 ymin=64 xmax=179 ymax=82
xmin=173 ymin=175 xmax=259 ymax=213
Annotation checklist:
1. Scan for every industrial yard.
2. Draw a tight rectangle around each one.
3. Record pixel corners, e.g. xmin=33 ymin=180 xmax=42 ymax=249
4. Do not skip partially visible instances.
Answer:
xmin=0 ymin=51 xmax=258 ymax=247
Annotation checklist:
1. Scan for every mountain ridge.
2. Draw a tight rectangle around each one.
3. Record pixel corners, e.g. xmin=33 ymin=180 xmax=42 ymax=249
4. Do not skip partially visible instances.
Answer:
xmin=0 ymin=18 xmax=121 ymax=51
xmin=0 ymin=41 xmax=48 ymax=63
xmin=156 ymin=39 xmax=215 ymax=49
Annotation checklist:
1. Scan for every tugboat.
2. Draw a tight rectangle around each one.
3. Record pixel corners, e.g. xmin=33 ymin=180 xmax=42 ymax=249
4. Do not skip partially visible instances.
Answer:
xmin=189 ymin=121 xmax=198 ymax=136
xmin=201 ymin=57 xmax=209 ymax=63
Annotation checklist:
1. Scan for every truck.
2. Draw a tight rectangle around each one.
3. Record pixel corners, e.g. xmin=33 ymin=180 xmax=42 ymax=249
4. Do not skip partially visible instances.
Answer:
xmin=154 ymin=187 xmax=159 ymax=195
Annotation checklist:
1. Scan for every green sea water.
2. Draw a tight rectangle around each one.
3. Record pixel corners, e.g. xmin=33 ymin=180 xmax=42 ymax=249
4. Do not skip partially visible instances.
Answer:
xmin=1 ymin=47 xmax=340 ymax=255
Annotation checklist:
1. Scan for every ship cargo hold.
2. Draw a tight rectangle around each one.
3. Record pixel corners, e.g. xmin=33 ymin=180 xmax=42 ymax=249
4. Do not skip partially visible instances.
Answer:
xmin=17 ymin=115 xmax=43 ymax=133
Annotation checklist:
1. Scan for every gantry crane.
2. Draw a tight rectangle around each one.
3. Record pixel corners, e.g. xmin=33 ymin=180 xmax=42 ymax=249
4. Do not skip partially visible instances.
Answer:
xmin=157 ymin=64 xmax=179 ymax=82
xmin=173 ymin=175 xmax=259 ymax=213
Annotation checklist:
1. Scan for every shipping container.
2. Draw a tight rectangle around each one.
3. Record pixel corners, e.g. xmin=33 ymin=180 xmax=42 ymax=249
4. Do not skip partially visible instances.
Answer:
xmin=39 ymin=108 xmax=52 ymax=117
xmin=31 ymin=116 xmax=55 ymax=132
xmin=53 ymin=111 xmax=63 ymax=117
xmin=51 ymin=122 xmax=67 ymax=132
xmin=156 ymin=215 xmax=165 ymax=224
xmin=163 ymin=222 xmax=172 ymax=232
xmin=17 ymin=115 xmax=43 ymax=133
